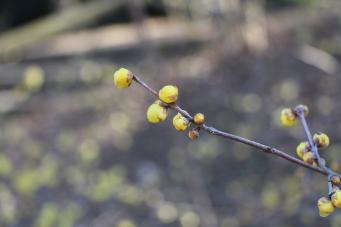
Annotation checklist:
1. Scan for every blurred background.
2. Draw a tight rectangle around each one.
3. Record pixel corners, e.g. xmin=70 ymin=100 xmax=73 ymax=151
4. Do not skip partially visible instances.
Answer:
xmin=0 ymin=0 xmax=341 ymax=226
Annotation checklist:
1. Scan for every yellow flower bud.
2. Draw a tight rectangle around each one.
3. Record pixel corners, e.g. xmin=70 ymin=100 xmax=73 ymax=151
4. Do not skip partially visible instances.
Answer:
xmin=159 ymin=85 xmax=178 ymax=104
xmin=313 ymin=133 xmax=330 ymax=149
xmin=147 ymin=101 xmax=168 ymax=123
xmin=332 ymin=176 xmax=341 ymax=186
xmin=302 ymin=151 xmax=316 ymax=165
xmin=188 ymin=129 xmax=199 ymax=140
xmin=318 ymin=197 xmax=334 ymax=217
xmin=296 ymin=142 xmax=310 ymax=159
xmin=114 ymin=68 xmax=133 ymax=89
xmin=193 ymin=113 xmax=205 ymax=125
xmin=280 ymin=108 xmax=297 ymax=127
xmin=332 ymin=190 xmax=341 ymax=208
xmin=173 ymin=113 xmax=190 ymax=131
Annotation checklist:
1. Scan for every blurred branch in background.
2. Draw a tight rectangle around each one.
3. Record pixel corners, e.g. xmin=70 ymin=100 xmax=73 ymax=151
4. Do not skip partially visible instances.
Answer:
xmin=0 ymin=0 xmax=340 ymax=63
xmin=21 ymin=18 xmax=214 ymax=60
xmin=1 ymin=7 xmax=332 ymax=62
xmin=241 ymin=0 xmax=269 ymax=53
xmin=0 ymin=0 xmax=124 ymax=60
xmin=296 ymin=44 xmax=339 ymax=75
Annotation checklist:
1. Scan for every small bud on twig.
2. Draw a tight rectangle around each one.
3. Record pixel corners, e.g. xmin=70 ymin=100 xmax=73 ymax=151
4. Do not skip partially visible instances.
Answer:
xmin=188 ymin=129 xmax=200 ymax=140
xmin=193 ymin=113 xmax=205 ymax=125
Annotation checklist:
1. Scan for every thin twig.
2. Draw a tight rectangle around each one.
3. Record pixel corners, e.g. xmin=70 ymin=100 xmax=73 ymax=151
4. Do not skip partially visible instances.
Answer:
xmin=328 ymin=180 xmax=334 ymax=197
xmin=295 ymin=109 xmax=337 ymax=177
xmin=296 ymin=111 xmax=324 ymax=167
xmin=132 ymin=75 xmax=341 ymax=178
xmin=295 ymin=108 xmax=337 ymax=194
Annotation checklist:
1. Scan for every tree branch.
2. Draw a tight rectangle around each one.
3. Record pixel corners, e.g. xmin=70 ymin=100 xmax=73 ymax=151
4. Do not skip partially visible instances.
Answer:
xmin=132 ymin=75 xmax=340 ymax=178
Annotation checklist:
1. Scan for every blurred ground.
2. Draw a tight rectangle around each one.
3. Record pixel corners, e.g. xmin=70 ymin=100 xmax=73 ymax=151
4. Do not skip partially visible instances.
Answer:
xmin=1 ymin=0 xmax=341 ymax=227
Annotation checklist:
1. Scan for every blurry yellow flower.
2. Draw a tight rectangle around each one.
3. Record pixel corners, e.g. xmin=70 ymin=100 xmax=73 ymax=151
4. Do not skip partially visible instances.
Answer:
xmin=180 ymin=211 xmax=200 ymax=227
xmin=313 ymin=133 xmax=330 ymax=149
xmin=157 ymin=202 xmax=178 ymax=223
xmin=78 ymin=139 xmax=99 ymax=163
xmin=159 ymin=85 xmax=178 ymax=103
xmin=261 ymin=185 xmax=279 ymax=210
xmin=113 ymin=68 xmax=133 ymax=89
xmin=280 ymin=108 xmax=297 ymax=127
xmin=116 ymin=184 xmax=144 ymax=206
xmin=35 ymin=203 xmax=59 ymax=227
xmin=14 ymin=170 xmax=39 ymax=196
xmin=318 ymin=197 xmax=334 ymax=217
xmin=117 ymin=219 xmax=136 ymax=227
xmin=0 ymin=154 xmax=12 ymax=176
xmin=23 ymin=65 xmax=45 ymax=91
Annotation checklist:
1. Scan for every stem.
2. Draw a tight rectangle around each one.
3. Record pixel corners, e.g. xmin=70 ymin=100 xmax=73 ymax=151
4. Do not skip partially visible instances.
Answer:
xmin=297 ymin=112 xmax=323 ymax=166
xmin=328 ymin=177 xmax=334 ymax=197
xmin=296 ymin=109 xmax=337 ymax=177
xmin=132 ymin=74 xmax=341 ymax=178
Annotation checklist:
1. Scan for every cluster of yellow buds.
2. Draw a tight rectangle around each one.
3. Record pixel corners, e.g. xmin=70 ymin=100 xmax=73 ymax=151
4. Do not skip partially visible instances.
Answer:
xmin=280 ymin=105 xmax=330 ymax=168
xmin=113 ymin=68 xmax=205 ymax=140
xmin=295 ymin=132 xmax=330 ymax=167
xmin=116 ymin=69 xmax=340 ymax=218
xmin=146 ymin=85 xmax=179 ymax=124
xmin=280 ymin=105 xmax=338 ymax=217
xmin=318 ymin=184 xmax=341 ymax=217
